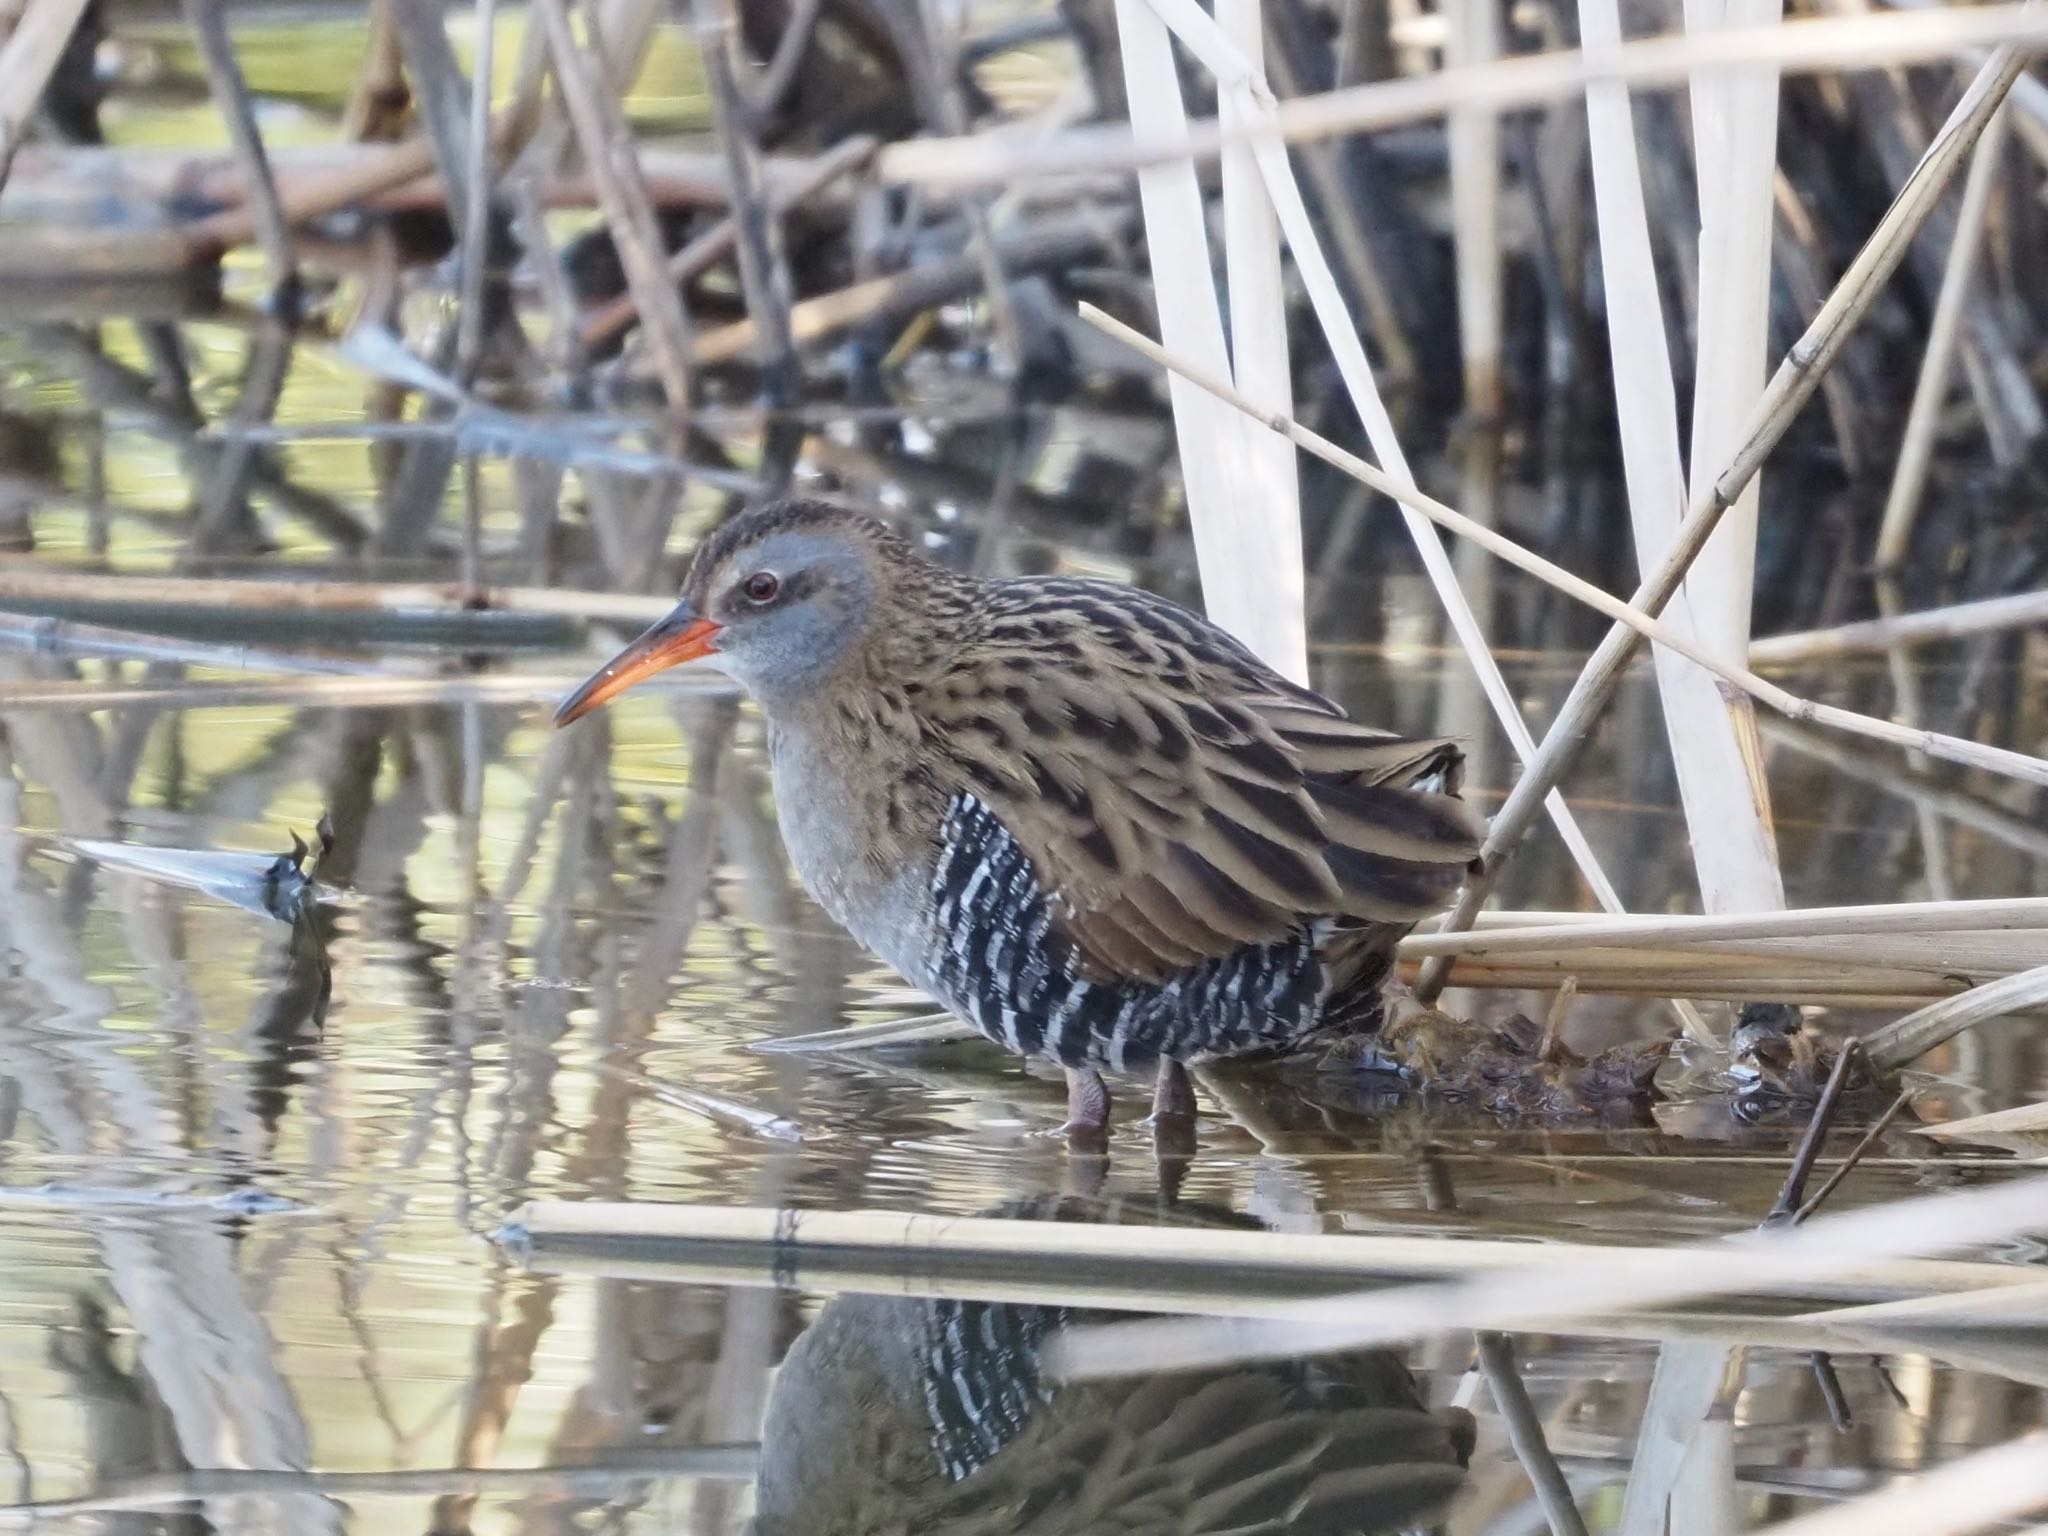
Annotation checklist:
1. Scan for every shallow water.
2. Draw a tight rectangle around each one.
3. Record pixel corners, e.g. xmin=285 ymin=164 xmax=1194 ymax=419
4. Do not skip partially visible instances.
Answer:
xmin=0 ymin=646 xmax=2041 ymax=1532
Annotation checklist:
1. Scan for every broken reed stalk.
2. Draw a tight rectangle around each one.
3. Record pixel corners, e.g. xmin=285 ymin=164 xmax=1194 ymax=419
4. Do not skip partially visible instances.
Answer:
xmin=1684 ymin=0 xmax=1791 ymax=918
xmin=1149 ymin=0 xmax=1629 ymax=921
xmin=1077 ymin=305 xmax=2048 ymax=791
xmin=0 ymin=0 xmax=89 ymax=192
xmin=1750 ymin=588 xmax=2048 ymax=663
xmin=1876 ymin=101 xmax=2015 ymax=571
xmin=689 ymin=0 xmax=798 ymax=398
xmin=1578 ymin=0 xmax=1785 ymax=919
xmin=531 ymin=0 xmax=695 ymax=414
xmin=1045 ymin=1170 xmax=2048 ymax=1380
xmin=578 ymin=134 xmax=875 ymax=352
xmin=1411 ymin=34 xmax=2038 ymax=1002
xmin=182 ymin=0 xmax=295 ymax=297
xmin=1768 ymin=1042 xmax=1860 ymax=1221
xmin=1864 ymin=961 xmax=2048 ymax=1070
xmin=1476 ymin=1332 xmax=1591 ymax=1536
xmin=879 ymin=2 xmax=2048 ymax=190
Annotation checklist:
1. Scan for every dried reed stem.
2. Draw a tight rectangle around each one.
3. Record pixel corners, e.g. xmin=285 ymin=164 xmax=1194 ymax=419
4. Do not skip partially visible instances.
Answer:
xmin=532 ymin=0 xmax=695 ymax=413
xmin=1751 ymin=588 xmax=2048 ymax=662
xmin=1874 ymin=100 xmax=2012 ymax=572
xmin=1412 ymin=33 xmax=2037 ymax=999
xmin=578 ymin=135 xmax=874 ymax=352
xmin=1078 ymin=304 xmax=2048 ymax=790
xmin=1048 ymin=1171 xmax=2048 ymax=1378
xmin=1448 ymin=0 xmax=1504 ymax=425
xmin=1864 ymin=961 xmax=2048 ymax=1070
xmin=1579 ymin=0 xmax=1784 ymax=919
xmin=1477 ymin=1332 xmax=1591 ymax=1536
xmin=1682 ymin=0 xmax=1784 ymax=669
xmin=0 ymin=566 xmax=673 ymax=623
xmin=1147 ymin=0 xmax=1627 ymax=912
xmin=182 ymin=0 xmax=296 ymax=297
xmin=687 ymin=214 xmax=1119 ymax=368
xmin=454 ymin=0 xmax=500 ymax=382
xmin=879 ymin=2 xmax=2048 ymax=189
xmin=509 ymin=1199 xmax=2036 ymax=1311
xmin=1112 ymin=0 xmax=1300 ymax=680
xmin=0 ymin=613 xmax=390 ymax=676
xmin=689 ymin=0 xmax=798 ymax=398
xmin=1215 ymin=0 xmax=1307 ymax=684
xmin=1747 ymin=1436 xmax=2048 ymax=1536
xmin=0 ymin=0 xmax=91 ymax=192
xmin=1404 ymin=896 xmax=2048 ymax=954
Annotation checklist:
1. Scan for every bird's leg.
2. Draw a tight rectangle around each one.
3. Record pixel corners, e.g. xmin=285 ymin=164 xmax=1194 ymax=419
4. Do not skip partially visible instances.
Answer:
xmin=1060 ymin=1065 xmax=1111 ymax=1152
xmin=1151 ymin=1058 xmax=1196 ymax=1120
xmin=1150 ymin=1058 xmax=1197 ymax=1167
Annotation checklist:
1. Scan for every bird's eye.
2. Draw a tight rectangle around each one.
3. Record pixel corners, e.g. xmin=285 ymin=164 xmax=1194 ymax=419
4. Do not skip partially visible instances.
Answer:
xmin=741 ymin=571 xmax=781 ymax=604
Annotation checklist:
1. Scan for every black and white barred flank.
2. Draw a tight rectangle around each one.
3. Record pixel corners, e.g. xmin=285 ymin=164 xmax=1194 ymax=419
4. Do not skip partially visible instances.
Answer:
xmin=924 ymin=794 xmax=1343 ymax=1070
xmin=917 ymin=1299 xmax=1061 ymax=1483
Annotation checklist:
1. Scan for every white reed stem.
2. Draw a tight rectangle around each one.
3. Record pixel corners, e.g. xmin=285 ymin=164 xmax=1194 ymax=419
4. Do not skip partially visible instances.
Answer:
xmin=1215 ymin=0 xmax=1307 ymax=683
xmin=1579 ymin=0 xmax=1786 ymax=919
xmin=1110 ymin=0 xmax=1300 ymax=679
xmin=1144 ymin=0 xmax=1627 ymax=915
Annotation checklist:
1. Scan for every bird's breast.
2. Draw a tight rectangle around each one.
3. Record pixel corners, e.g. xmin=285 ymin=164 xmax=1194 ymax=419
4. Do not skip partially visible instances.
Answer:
xmin=766 ymin=722 xmax=940 ymax=982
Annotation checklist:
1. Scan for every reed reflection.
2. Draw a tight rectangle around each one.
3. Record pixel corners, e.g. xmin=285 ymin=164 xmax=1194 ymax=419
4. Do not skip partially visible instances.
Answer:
xmin=751 ymin=1200 xmax=1474 ymax=1536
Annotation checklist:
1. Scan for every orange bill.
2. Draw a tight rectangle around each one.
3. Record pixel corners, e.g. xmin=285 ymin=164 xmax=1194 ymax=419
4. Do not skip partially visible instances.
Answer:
xmin=554 ymin=607 xmax=723 ymax=726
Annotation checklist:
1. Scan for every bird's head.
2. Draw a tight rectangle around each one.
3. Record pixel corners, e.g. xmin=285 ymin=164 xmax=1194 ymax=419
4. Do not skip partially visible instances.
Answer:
xmin=555 ymin=498 xmax=952 ymax=725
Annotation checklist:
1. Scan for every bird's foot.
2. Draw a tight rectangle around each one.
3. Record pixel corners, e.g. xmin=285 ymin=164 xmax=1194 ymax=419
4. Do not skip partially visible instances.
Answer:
xmin=1056 ymin=1066 xmax=1112 ymax=1154
xmin=1141 ymin=1059 xmax=1198 ymax=1149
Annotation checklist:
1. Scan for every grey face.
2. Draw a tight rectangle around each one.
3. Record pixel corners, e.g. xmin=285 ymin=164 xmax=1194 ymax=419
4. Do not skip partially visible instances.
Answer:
xmin=697 ymin=528 xmax=876 ymax=707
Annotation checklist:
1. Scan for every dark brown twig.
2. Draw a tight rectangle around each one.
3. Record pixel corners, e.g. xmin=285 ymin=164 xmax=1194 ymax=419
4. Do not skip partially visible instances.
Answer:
xmin=1810 ymin=1352 xmax=1853 ymax=1432
xmin=1767 ymin=1040 xmax=1860 ymax=1224
xmin=1795 ymin=1087 xmax=1914 ymax=1223
xmin=1476 ymin=1332 xmax=1590 ymax=1536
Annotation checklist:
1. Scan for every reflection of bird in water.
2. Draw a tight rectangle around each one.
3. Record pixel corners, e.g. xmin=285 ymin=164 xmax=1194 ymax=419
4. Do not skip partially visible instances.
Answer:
xmin=557 ymin=499 xmax=1480 ymax=1145
xmin=748 ymin=1201 xmax=1474 ymax=1536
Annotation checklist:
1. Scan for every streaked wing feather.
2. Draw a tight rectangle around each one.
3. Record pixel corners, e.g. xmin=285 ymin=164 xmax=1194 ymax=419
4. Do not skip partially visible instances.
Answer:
xmin=932 ymin=580 xmax=1482 ymax=985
